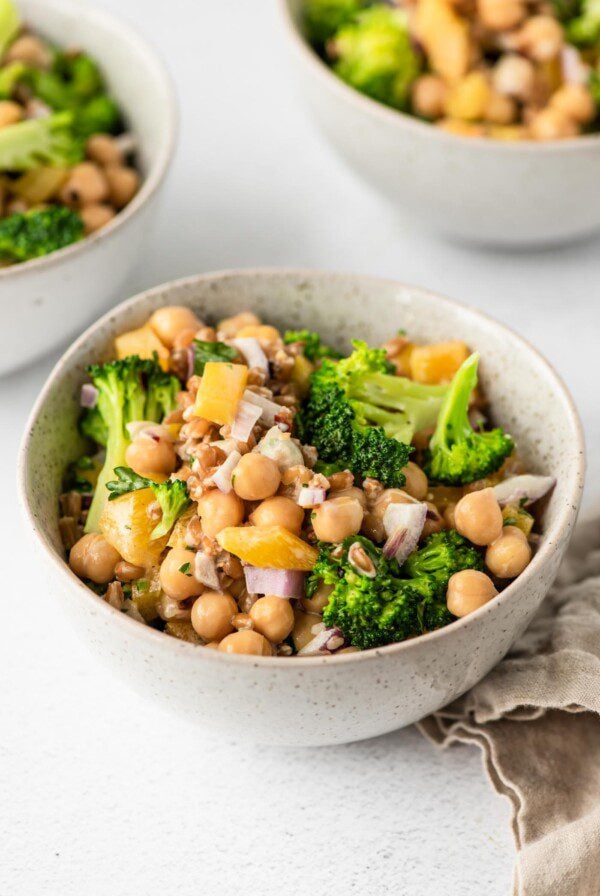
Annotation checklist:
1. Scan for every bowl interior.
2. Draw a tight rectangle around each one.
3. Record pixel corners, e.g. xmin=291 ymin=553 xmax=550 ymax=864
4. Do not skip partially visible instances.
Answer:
xmin=19 ymin=0 xmax=174 ymax=180
xmin=21 ymin=270 xmax=584 ymax=592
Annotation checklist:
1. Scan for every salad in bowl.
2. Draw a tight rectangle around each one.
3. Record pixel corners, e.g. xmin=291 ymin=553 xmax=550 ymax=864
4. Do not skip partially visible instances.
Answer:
xmin=61 ymin=303 xmax=555 ymax=658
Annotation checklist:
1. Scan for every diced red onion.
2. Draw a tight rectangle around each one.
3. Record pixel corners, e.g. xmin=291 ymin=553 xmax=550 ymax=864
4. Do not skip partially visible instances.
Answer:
xmin=212 ymin=449 xmax=241 ymax=493
xmin=194 ymin=552 xmax=221 ymax=591
xmin=298 ymin=627 xmax=345 ymax=656
xmin=80 ymin=383 xmax=98 ymax=408
xmin=231 ymin=399 xmax=262 ymax=442
xmin=125 ymin=421 xmax=175 ymax=442
xmin=243 ymin=389 xmax=281 ymax=426
xmin=561 ymin=45 xmax=589 ymax=85
xmin=232 ymin=337 xmax=269 ymax=377
xmin=243 ymin=566 xmax=306 ymax=598
xmin=383 ymin=502 xmax=427 ymax=564
xmin=298 ymin=487 xmax=326 ymax=508
xmin=25 ymin=98 xmax=51 ymax=119
xmin=493 ymin=475 xmax=556 ymax=507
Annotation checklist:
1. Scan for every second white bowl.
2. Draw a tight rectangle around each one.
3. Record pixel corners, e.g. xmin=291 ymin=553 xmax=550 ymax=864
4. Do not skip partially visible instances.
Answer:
xmin=280 ymin=0 xmax=600 ymax=248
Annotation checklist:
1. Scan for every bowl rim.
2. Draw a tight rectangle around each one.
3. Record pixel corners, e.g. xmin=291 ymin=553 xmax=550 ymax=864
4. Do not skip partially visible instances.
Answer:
xmin=18 ymin=267 xmax=586 ymax=668
xmin=278 ymin=0 xmax=600 ymax=153
xmin=0 ymin=0 xmax=178 ymax=281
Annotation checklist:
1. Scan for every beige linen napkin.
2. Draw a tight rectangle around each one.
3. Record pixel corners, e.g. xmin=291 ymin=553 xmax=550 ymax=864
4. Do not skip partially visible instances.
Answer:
xmin=418 ymin=512 xmax=600 ymax=896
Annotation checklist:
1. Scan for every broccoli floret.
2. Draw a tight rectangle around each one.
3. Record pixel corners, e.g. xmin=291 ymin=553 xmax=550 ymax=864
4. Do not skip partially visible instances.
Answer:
xmin=0 ymin=0 xmax=20 ymax=58
xmin=79 ymin=405 xmax=107 ymax=446
xmin=423 ymin=352 xmax=513 ymax=486
xmin=82 ymin=355 xmax=179 ymax=533
xmin=144 ymin=363 xmax=180 ymax=422
xmin=73 ymin=95 xmax=121 ymax=139
xmin=297 ymin=340 xmax=446 ymax=487
xmin=550 ymin=0 xmax=583 ymax=21
xmin=314 ymin=533 xmax=476 ymax=649
xmin=283 ymin=328 xmax=342 ymax=361
xmin=106 ymin=467 xmax=190 ymax=539
xmin=63 ymin=455 xmax=96 ymax=494
xmin=402 ymin=530 xmax=483 ymax=590
xmin=564 ymin=0 xmax=600 ymax=44
xmin=305 ymin=0 xmax=367 ymax=45
xmin=329 ymin=5 xmax=421 ymax=111
xmin=0 ymin=112 xmax=83 ymax=171
xmin=0 ymin=207 xmax=84 ymax=262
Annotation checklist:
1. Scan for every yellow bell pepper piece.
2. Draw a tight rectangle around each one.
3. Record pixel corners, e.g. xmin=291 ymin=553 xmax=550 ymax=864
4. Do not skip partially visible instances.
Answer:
xmin=193 ymin=361 xmax=248 ymax=425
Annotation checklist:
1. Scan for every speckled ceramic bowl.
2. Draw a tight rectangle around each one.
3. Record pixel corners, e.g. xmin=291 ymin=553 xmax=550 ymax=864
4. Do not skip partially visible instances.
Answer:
xmin=0 ymin=0 xmax=176 ymax=376
xmin=18 ymin=270 xmax=585 ymax=746
xmin=279 ymin=0 xmax=600 ymax=247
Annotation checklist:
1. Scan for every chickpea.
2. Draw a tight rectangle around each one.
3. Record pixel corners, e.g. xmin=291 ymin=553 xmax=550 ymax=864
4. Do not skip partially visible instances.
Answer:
xmin=249 ymin=495 xmax=304 ymax=535
xmin=516 ymin=16 xmax=563 ymax=62
xmin=191 ymin=591 xmax=237 ymax=641
xmin=105 ymin=165 xmax=140 ymax=209
xmin=485 ymin=91 xmax=516 ymax=125
xmin=86 ymin=134 xmax=123 ymax=167
xmin=69 ymin=533 xmax=121 ymax=584
xmin=301 ymin=581 xmax=333 ymax=614
xmin=115 ymin=560 xmax=145 ymax=582
xmin=60 ymin=162 xmax=109 ymax=208
xmin=205 ymin=641 xmax=220 ymax=650
xmin=331 ymin=486 xmax=367 ymax=508
xmin=250 ymin=596 xmax=295 ymax=642
xmin=80 ymin=203 xmax=116 ymax=235
xmin=411 ymin=75 xmax=447 ymax=119
xmin=197 ymin=489 xmax=245 ymax=538
xmin=292 ymin=609 xmax=322 ymax=652
xmin=125 ymin=435 xmax=176 ymax=478
xmin=550 ymin=84 xmax=596 ymax=124
xmin=311 ymin=496 xmax=363 ymax=544
xmin=478 ymin=0 xmax=525 ymax=32
xmin=0 ymin=101 xmax=23 ymax=129
xmin=362 ymin=488 xmax=412 ymax=542
xmin=486 ymin=526 xmax=532 ymax=578
xmin=218 ymin=630 xmax=272 ymax=655
xmin=447 ymin=569 xmax=498 ymax=617
xmin=5 ymin=34 xmax=52 ymax=68
xmin=149 ymin=306 xmax=202 ymax=348
xmin=159 ymin=548 xmax=204 ymax=601
xmin=422 ymin=502 xmax=445 ymax=539
xmin=493 ymin=55 xmax=535 ymax=102
xmin=454 ymin=488 xmax=503 ymax=546
xmin=529 ymin=108 xmax=578 ymax=141
xmin=338 ymin=646 xmax=360 ymax=654
xmin=232 ymin=453 xmax=281 ymax=501
xmin=217 ymin=312 xmax=260 ymax=338
xmin=403 ymin=462 xmax=428 ymax=501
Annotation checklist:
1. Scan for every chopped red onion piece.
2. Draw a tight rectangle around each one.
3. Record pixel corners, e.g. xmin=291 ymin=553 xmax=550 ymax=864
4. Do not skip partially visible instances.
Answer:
xmin=243 ymin=390 xmax=281 ymax=426
xmin=298 ymin=627 xmax=345 ymax=656
xmin=125 ymin=421 xmax=175 ymax=442
xmin=80 ymin=383 xmax=98 ymax=408
xmin=561 ymin=45 xmax=589 ymax=84
xmin=212 ymin=450 xmax=241 ymax=493
xmin=297 ymin=487 xmax=326 ymax=508
xmin=232 ymin=337 xmax=270 ymax=377
xmin=383 ymin=502 xmax=427 ymax=564
xmin=194 ymin=552 xmax=221 ymax=591
xmin=493 ymin=475 xmax=556 ymax=507
xmin=243 ymin=566 xmax=306 ymax=598
xmin=231 ymin=399 xmax=262 ymax=442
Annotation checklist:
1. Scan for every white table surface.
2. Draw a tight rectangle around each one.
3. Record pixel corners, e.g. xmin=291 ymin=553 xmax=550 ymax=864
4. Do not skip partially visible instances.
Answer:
xmin=2 ymin=1 xmax=598 ymax=893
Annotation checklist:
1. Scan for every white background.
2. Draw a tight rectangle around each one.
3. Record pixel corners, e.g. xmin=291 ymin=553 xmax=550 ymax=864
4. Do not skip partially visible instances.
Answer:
xmin=2 ymin=1 xmax=598 ymax=893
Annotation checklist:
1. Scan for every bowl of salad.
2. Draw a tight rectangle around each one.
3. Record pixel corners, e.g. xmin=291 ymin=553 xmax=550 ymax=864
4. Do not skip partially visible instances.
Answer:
xmin=280 ymin=0 xmax=600 ymax=246
xmin=19 ymin=269 xmax=584 ymax=745
xmin=0 ymin=0 xmax=175 ymax=375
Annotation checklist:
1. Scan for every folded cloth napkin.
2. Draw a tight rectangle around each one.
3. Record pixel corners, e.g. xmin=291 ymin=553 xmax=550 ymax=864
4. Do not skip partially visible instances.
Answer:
xmin=418 ymin=511 xmax=600 ymax=896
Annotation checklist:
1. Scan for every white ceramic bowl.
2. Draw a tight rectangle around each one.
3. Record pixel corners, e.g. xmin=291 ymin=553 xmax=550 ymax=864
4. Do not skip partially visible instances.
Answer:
xmin=0 ymin=0 xmax=176 ymax=376
xmin=279 ymin=0 xmax=600 ymax=247
xmin=18 ymin=269 xmax=585 ymax=746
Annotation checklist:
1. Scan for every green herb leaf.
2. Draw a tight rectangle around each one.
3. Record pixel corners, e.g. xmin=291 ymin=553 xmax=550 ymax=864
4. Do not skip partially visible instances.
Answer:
xmin=193 ymin=339 xmax=237 ymax=374
xmin=178 ymin=562 xmax=192 ymax=576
